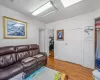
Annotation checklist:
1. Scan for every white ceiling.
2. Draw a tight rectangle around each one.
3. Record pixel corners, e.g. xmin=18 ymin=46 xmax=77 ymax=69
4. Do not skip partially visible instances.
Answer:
xmin=0 ymin=0 xmax=100 ymax=23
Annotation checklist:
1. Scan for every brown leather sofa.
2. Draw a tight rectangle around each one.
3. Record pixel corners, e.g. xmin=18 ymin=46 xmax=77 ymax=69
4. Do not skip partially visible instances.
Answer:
xmin=0 ymin=44 xmax=47 ymax=80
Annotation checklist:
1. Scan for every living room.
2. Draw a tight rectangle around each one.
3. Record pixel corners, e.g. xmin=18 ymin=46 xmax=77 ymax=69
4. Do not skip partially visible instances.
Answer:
xmin=0 ymin=0 xmax=100 ymax=80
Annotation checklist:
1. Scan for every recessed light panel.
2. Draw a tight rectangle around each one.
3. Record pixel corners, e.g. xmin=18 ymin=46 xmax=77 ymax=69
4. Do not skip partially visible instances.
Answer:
xmin=61 ymin=0 xmax=82 ymax=8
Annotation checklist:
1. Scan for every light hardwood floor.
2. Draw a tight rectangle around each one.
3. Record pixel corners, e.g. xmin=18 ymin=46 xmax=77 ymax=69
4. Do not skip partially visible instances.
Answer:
xmin=46 ymin=56 xmax=93 ymax=80
xmin=49 ymin=50 xmax=54 ymax=57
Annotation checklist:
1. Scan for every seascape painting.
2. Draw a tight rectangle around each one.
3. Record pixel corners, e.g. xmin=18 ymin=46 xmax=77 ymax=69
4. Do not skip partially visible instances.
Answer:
xmin=57 ymin=30 xmax=64 ymax=40
xmin=3 ymin=16 xmax=27 ymax=39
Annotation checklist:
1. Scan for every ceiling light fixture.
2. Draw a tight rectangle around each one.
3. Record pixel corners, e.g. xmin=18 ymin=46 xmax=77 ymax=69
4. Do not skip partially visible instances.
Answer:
xmin=32 ymin=1 xmax=53 ymax=16
xmin=42 ymin=10 xmax=57 ymax=17
xmin=60 ymin=0 xmax=82 ymax=8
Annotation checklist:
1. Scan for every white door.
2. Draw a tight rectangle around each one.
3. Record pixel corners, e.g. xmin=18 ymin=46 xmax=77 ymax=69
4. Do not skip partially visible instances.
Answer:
xmin=64 ymin=29 xmax=83 ymax=65
xmin=39 ymin=29 xmax=45 ymax=52
xmin=83 ymin=28 xmax=95 ymax=69
xmin=83 ymin=41 xmax=94 ymax=69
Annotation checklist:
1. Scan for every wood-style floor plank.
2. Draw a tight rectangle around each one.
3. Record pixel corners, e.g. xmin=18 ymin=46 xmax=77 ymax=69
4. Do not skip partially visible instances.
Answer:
xmin=46 ymin=56 xmax=93 ymax=80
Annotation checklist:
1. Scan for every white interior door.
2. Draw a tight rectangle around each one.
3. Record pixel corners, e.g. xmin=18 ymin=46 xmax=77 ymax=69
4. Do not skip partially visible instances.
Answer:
xmin=64 ymin=29 xmax=83 ymax=65
xmin=83 ymin=41 xmax=94 ymax=69
xmin=39 ymin=29 xmax=45 ymax=52
xmin=83 ymin=28 xmax=95 ymax=69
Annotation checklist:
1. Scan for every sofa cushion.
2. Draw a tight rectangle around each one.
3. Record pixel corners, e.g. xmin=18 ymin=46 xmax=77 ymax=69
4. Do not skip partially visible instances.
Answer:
xmin=0 ymin=46 xmax=16 ymax=68
xmin=29 ymin=44 xmax=39 ymax=50
xmin=0 ymin=63 xmax=23 ymax=80
xmin=39 ymin=52 xmax=47 ymax=57
xmin=33 ymin=54 xmax=46 ymax=62
xmin=16 ymin=45 xmax=29 ymax=52
xmin=17 ymin=51 xmax=30 ymax=61
xmin=0 ymin=53 xmax=16 ymax=68
xmin=0 ymin=46 xmax=15 ymax=56
xmin=29 ymin=49 xmax=39 ymax=56
xmin=34 ymin=54 xmax=43 ymax=58
xmin=22 ymin=57 xmax=34 ymax=63
xmin=33 ymin=54 xmax=47 ymax=69
xmin=29 ymin=44 xmax=40 ymax=56
xmin=21 ymin=57 xmax=37 ymax=71
xmin=16 ymin=45 xmax=30 ymax=61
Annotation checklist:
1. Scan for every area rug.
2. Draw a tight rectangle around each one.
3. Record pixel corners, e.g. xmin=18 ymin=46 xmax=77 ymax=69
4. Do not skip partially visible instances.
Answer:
xmin=25 ymin=67 xmax=68 ymax=80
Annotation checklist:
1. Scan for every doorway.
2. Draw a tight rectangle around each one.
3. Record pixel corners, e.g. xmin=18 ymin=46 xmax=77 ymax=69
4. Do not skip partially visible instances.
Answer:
xmin=48 ymin=29 xmax=54 ymax=57
xmin=95 ymin=18 xmax=100 ymax=69
xmin=39 ymin=29 xmax=45 ymax=52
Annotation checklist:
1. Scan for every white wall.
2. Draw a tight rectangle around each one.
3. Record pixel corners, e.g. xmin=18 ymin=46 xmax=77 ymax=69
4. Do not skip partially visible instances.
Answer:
xmin=45 ymin=8 xmax=100 ymax=69
xmin=0 ymin=5 xmax=45 ymax=46
xmin=39 ymin=29 xmax=45 ymax=52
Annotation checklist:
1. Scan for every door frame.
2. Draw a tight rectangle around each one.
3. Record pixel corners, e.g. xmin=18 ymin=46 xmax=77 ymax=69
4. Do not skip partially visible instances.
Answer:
xmin=95 ymin=17 xmax=100 ymax=68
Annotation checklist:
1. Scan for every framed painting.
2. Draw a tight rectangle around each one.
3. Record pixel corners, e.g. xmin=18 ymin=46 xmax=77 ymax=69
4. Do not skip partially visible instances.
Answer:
xmin=3 ymin=16 xmax=27 ymax=39
xmin=57 ymin=30 xmax=64 ymax=40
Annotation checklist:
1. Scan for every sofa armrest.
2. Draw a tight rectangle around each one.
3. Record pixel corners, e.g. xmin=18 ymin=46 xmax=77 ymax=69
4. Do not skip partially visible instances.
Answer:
xmin=39 ymin=52 xmax=47 ymax=57
xmin=39 ymin=52 xmax=47 ymax=65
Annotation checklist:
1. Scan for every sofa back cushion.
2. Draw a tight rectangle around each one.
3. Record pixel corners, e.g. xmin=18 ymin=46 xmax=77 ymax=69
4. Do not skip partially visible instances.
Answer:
xmin=16 ymin=45 xmax=30 ymax=61
xmin=29 ymin=44 xmax=40 ymax=56
xmin=0 ymin=44 xmax=40 ymax=68
xmin=0 ymin=46 xmax=16 ymax=68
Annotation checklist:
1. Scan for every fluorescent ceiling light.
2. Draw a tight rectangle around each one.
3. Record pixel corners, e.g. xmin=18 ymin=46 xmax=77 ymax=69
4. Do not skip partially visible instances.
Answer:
xmin=32 ymin=2 xmax=53 ymax=16
xmin=60 ymin=0 xmax=82 ymax=8
xmin=42 ymin=10 xmax=57 ymax=17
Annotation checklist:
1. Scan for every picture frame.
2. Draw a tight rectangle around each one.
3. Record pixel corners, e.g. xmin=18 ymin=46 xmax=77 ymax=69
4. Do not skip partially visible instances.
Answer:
xmin=3 ymin=16 xmax=27 ymax=39
xmin=57 ymin=30 xmax=64 ymax=40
